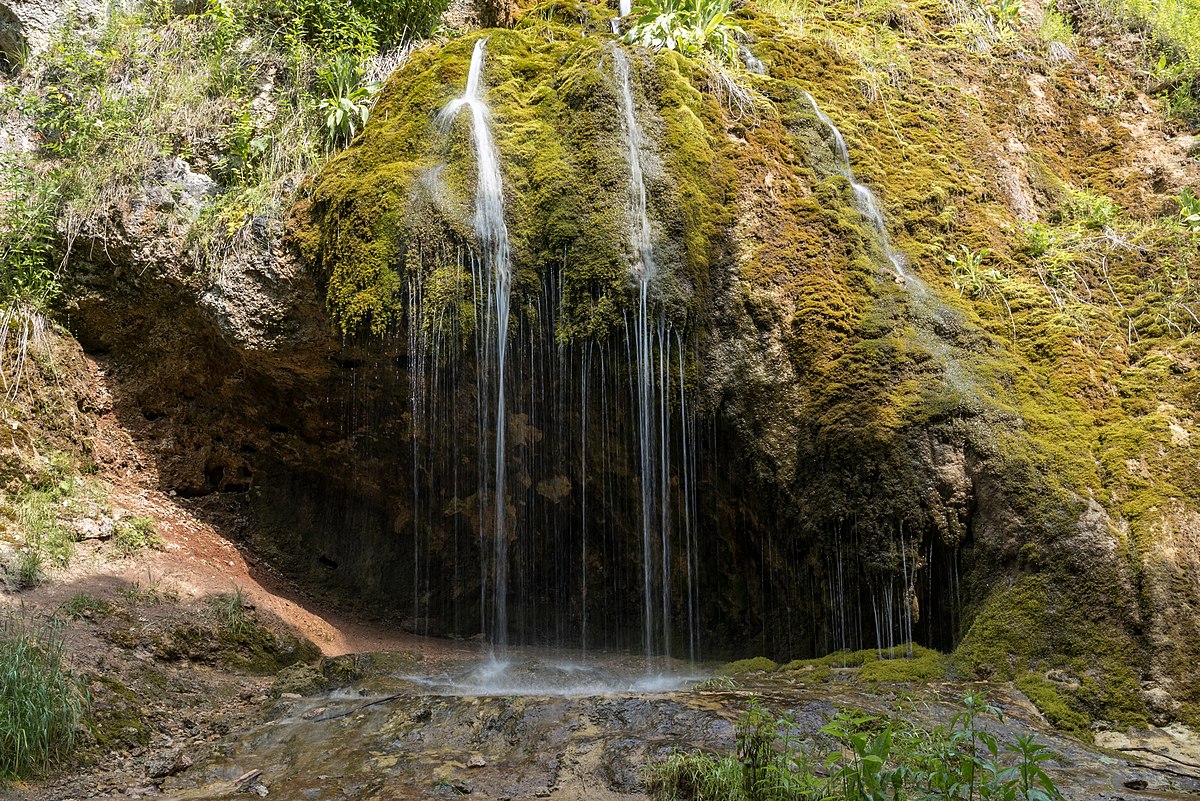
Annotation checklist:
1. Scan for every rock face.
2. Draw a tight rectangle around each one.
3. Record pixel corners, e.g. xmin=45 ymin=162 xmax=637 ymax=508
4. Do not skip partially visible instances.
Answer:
xmin=59 ymin=4 xmax=1200 ymax=728
xmin=0 ymin=0 xmax=105 ymax=63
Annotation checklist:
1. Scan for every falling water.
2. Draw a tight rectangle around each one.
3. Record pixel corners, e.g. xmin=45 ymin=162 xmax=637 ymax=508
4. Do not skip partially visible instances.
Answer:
xmin=613 ymin=46 xmax=673 ymax=663
xmin=438 ymin=39 xmax=514 ymax=652
xmin=803 ymin=92 xmax=907 ymax=279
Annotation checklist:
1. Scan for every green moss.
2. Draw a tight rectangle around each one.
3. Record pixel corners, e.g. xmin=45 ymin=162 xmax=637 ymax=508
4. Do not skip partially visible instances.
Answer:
xmin=718 ymin=656 xmax=779 ymax=674
xmin=859 ymin=646 xmax=948 ymax=682
xmin=781 ymin=645 xmax=947 ymax=682
xmin=86 ymin=674 xmax=148 ymax=750
xmin=1016 ymin=672 xmax=1092 ymax=740
xmin=271 ymin=662 xmax=327 ymax=697
xmin=956 ymin=576 xmax=1148 ymax=730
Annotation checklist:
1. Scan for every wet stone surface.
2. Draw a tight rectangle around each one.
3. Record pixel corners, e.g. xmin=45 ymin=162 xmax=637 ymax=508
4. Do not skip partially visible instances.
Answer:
xmin=161 ymin=657 xmax=1200 ymax=801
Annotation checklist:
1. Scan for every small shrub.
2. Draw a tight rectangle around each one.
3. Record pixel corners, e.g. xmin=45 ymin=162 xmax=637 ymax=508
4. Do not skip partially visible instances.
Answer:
xmin=113 ymin=516 xmax=161 ymax=558
xmin=353 ymin=0 xmax=451 ymax=45
xmin=0 ymin=618 xmax=89 ymax=779
xmin=0 ymin=158 xmax=60 ymax=312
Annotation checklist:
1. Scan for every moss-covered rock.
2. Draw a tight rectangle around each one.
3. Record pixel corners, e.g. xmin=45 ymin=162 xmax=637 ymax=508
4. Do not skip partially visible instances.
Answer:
xmin=283 ymin=0 xmax=1200 ymax=733
xmin=718 ymin=656 xmax=779 ymax=675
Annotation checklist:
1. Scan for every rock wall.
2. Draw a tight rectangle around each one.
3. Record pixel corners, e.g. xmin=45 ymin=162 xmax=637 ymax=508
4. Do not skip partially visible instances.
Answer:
xmin=54 ymin=1 xmax=1200 ymax=728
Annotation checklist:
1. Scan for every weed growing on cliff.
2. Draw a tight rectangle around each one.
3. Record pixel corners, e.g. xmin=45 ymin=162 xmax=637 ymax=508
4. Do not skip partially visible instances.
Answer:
xmin=647 ymin=696 xmax=1066 ymax=801
xmin=15 ymin=465 xmax=82 ymax=571
xmin=1039 ymin=8 xmax=1076 ymax=63
xmin=0 ymin=617 xmax=89 ymax=779
xmin=626 ymin=0 xmax=746 ymax=64
xmin=209 ymin=587 xmax=253 ymax=637
xmin=16 ymin=0 xmax=431 ymax=278
xmin=318 ymin=53 xmax=379 ymax=150
xmin=1091 ymin=0 xmax=1200 ymax=121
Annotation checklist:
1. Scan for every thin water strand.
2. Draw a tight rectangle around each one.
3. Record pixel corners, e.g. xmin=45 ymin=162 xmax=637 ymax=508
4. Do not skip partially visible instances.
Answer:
xmin=438 ymin=38 xmax=514 ymax=652
xmin=803 ymin=91 xmax=907 ymax=278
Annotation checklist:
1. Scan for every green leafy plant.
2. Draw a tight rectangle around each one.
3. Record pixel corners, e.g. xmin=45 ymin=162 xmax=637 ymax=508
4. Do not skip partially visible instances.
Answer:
xmin=648 ymin=695 xmax=1066 ymax=801
xmin=0 ymin=617 xmax=89 ymax=779
xmin=1180 ymin=188 xmax=1200 ymax=232
xmin=114 ymin=517 xmax=162 ymax=557
xmin=948 ymin=245 xmax=1001 ymax=298
xmin=353 ymin=0 xmax=450 ymax=45
xmin=0 ymin=160 xmax=60 ymax=310
xmin=318 ymin=52 xmax=378 ymax=150
xmin=984 ymin=0 xmax=1022 ymax=30
xmin=625 ymin=0 xmax=746 ymax=64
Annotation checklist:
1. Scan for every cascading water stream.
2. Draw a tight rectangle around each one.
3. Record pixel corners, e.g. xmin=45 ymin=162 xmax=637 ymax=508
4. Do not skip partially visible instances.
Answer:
xmin=437 ymin=39 xmax=514 ymax=653
xmin=803 ymin=92 xmax=908 ymax=279
xmin=613 ymin=46 xmax=671 ymax=664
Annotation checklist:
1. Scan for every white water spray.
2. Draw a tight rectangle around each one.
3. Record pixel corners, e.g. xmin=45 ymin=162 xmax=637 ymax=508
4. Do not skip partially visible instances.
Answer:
xmin=438 ymin=39 xmax=514 ymax=652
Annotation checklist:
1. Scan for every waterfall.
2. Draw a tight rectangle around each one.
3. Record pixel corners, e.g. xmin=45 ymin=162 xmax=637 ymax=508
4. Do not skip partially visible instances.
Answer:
xmin=803 ymin=92 xmax=908 ymax=279
xmin=613 ymin=46 xmax=673 ymax=663
xmin=438 ymin=39 xmax=514 ymax=652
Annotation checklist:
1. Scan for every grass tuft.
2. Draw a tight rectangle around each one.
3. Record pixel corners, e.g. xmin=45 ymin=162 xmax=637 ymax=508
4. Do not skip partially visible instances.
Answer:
xmin=0 ymin=617 xmax=89 ymax=779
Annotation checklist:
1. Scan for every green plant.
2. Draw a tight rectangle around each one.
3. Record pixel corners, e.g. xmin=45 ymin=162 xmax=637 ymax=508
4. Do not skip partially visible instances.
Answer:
xmin=209 ymin=587 xmax=252 ymax=636
xmin=113 ymin=517 xmax=162 ymax=558
xmin=15 ymin=474 xmax=81 ymax=572
xmin=121 ymin=572 xmax=169 ymax=605
xmin=317 ymin=53 xmax=378 ymax=151
xmin=0 ymin=159 xmax=60 ymax=310
xmin=1179 ymin=188 xmax=1200 ymax=232
xmin=57 ymin=593 xmax=114 ymax=621
xmin=647 ymin=695 xmax=1067 ymax=801
xmin=9 ymin=548 xmax=45 ymax=590
xmin=353 ymin=0 xmax=450 ymax=45
xmin=625 ymin=0 xmax=746 ymax=65
xmin=1039 ymin=8 xmax=1075 ymax=62
xmin=0 ymin=617 xmax=89 ymax=778
xmin=985 ymin=0 xmax=1022 ymax=30
xmin=274 ymin=0 xmax=380 ymax=59
xmin=948 ymin=245 xmax=1001 ymax=298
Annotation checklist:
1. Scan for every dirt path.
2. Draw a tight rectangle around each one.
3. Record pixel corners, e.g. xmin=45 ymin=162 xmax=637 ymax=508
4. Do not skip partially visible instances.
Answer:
xmin=3 ymin=476 xmax=473 ymax=660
